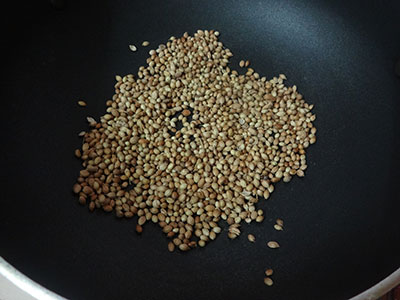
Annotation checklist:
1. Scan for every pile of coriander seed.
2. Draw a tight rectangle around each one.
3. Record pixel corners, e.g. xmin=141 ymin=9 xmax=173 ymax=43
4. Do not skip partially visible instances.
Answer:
xmin=73 ymin=29 xmax=316 ymax=252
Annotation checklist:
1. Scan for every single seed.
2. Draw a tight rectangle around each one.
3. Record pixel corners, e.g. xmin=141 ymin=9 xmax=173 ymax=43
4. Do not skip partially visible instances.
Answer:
xmin=265 ymin=268 xmax=273 ymax=276
xmin=78 ymin=100 xmax=87 ymax=107
xmin=86 ymin=116 xmax=96 ymax=125
xmin=256 ymin=215 xmax=264 ymax=223
xmin=74 ymin=149 xmax=81 ymax=158
xmin=239 ymin=60 xmax=245 ymax=68
xmin=129 ymin=45 xmax=137 ymax=52
xmin=168 ymin=242 xmax=175 ymax=252
xmin=182 ymin=109 xmax=191 ymax=117
xmin=248 ymin=234 xmax=256 ymax=242
xmin=73 ymin=183 xmax=81 ymax=194
xmin=138 ymin=216 xmax=146 ymax=225
xmin=136 ymin=224 xmax=143 ymax=233
xmin=179 ymin=243 xmax=189 ymax=251
xmin=274 ymin=224 xmax=283 ymax=231
xmin=264 ymin=277 xmax=273 ymax=286
xmin=142 ymin=41 xmax=150 ymax=46
xmin=276 ymin=218 xmax=284 ymax=226
xmin=267 ymin=241 xmax=280 ymax=249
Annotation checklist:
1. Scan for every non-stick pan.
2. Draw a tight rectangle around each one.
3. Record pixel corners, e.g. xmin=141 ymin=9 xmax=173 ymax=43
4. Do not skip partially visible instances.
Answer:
xmin=1 ymin=0 xmax=400 ymax=299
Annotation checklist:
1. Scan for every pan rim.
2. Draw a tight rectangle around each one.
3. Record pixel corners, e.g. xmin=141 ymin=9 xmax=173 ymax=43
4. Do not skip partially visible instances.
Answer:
xmin=0 ymin=256 xmax=398 ymax=300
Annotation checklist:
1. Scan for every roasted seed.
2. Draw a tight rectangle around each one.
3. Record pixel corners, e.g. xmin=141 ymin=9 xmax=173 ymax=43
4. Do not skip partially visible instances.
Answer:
xmin=72 ymin=30 xmax=316 ymax=253
xmin=168 ymin=242 xmax=175 ymax=252
xmin=74 ymin=149 xmax=81 ymax=158
xmin=73 ymin=183 xmax=81 ymax=194
xmin=182 ymin=109 xmax=191 ymax=117
xmin=265 ymin=268 xmax=273 ymax=276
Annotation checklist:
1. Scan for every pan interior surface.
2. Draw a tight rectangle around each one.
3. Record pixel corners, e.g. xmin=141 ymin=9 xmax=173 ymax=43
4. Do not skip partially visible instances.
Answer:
xmin=1 ymin=0 xmax=400 ymax=299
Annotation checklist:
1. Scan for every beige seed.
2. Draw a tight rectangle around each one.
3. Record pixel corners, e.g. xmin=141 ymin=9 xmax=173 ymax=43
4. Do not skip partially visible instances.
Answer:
xmin=245 ymin=60 xmax=250 ymax=67
xmin=274 ymin=224 xmax=283 ymax=231
xmin=267 ymin=241 xmax=280 ymax=249
xmin=239 ymin=60 xmax=245 ymax=68
xmin=178 ymin=243 xmax=189 ymax=251
xmin=276 ymin=219 xmax=284 ymax=226
xmin=129 ymin=45 xmax=137 ymax=52
xmin=248 ymin=234 xmax=255 ymax=242
xmin=264 ymin=277 xmax=273 ymax=286
xmin=256 ymin=215 xmax=264 ymax=223
xmin=86 ymin=116 xmax=96 ymax=125
xmin=142 ymin=41 xmax=150 ymax=46
xmin=77 ymin=100 xmax=86 ymax=107
xmin=138 ymin=216 xmax=146 ymax=225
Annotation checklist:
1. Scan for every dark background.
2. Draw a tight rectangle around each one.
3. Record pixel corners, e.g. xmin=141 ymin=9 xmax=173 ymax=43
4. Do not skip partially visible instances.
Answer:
xmin=1 ymin=0 xmax=400 ymax=299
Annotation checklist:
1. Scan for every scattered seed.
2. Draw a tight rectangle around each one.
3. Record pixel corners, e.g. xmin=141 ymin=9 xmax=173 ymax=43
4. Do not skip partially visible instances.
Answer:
xmin=265 ymin=268 xmax=273 ymax=276
xmin=274 ymin=224 xmax=283 ymax=231
xmin=78 ymin=131 xmax=86 ymax=137
xmin=78 ymin=100 xmax=87 ymax=107
xmin=276 ymin=218 xmax=284 ymax=226
xmin=74 ymin=149 xmax=81 ymax=158
xmin=267 ymin=241 xmax=280 ymax=249
xmin=264 ymin=277 xmax=273 ymax=286
xmin=73 ymin=183 xmax=81 ymax=194
xmin=136 ymin=224 xmax=143 ymax=233
xmin=248 ymin=234 xmax=256 ymax=242
xmin=245 ymin=60 xmax=250 ymax=67
xmin=168 ymin=242 xmax=175 ymax=252
xmin=86 ymin=116 xmax=96 ymax=125
xmin=142 ymin=41 xmax=150 ymax=46
xmin=256 ymin=215 xmax=264 ymax=223
xmin=239 ymin=60 xmax=245 ymax=68
xmin=228 ymin=224 xmax=241 ymax=239
xmin=129 ymin=45 xmax=137 ymax=52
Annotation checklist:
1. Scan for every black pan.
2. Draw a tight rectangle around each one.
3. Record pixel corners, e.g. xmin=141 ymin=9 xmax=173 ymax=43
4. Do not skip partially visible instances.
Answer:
xmin=1 ymin=0 xmax=400 ymax=299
